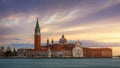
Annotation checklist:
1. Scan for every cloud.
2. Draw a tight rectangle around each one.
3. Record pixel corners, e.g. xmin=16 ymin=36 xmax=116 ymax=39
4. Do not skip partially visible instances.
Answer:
xmin=67 ymin=40 xmax=120 ymax=47
xmin=0 ymin=37 xmax=33 ymax=46
xmin=0 ymin=0 xmax=120 ymax=47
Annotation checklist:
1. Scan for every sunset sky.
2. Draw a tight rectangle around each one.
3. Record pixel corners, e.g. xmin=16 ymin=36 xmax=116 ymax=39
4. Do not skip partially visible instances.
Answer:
xmin=0 ymin=0 xmax=120 ymax=56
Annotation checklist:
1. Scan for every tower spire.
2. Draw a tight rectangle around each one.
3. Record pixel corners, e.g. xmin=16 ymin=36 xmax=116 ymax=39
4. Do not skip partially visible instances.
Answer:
xmin=36 ymin=17 xmax=39 ymax=28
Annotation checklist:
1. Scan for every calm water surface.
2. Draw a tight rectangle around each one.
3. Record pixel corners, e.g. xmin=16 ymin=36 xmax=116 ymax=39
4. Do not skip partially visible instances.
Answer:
xmin=0 ymin=58 xmax=120 ymax=68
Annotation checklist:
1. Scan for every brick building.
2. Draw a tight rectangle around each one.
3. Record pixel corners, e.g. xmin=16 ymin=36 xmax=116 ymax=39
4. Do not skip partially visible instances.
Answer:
xmin=83 ymin=48 xmax=112 ymax=58
xmin=17 ymin=18 xmax=112 ymax=58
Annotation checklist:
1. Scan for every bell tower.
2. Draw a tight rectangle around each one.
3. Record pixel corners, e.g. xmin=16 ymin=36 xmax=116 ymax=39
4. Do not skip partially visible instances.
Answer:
xmin=34 ymin=18 xmax=41 ymax=50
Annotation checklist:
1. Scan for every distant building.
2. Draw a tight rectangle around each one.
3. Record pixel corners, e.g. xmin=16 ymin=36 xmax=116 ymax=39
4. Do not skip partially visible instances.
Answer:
xmin=0 ymin=47 xmax=5 ymax=57
xmin=17 ymin=18 xmax=112 ymax=58
xmin=83 ymin=48 xmax=112 ymax=58
xmin=0 ymin=50 xmax=4 ymax=57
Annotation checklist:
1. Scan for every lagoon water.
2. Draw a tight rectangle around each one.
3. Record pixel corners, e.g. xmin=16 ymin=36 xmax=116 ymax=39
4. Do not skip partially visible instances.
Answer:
xmin=0 ymin=58 xmax=120 ymax=68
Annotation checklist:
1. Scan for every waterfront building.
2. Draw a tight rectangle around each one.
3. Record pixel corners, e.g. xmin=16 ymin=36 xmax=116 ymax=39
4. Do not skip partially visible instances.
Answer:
xmin=83 ymin=48 xmax=112 ymax=58
xmin=17 ymin=18 xmax=112 ymax=58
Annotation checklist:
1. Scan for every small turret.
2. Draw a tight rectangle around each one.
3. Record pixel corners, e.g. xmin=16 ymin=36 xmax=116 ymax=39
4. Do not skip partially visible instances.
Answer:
xmin=47 ymin=38 xmax=49 ymax=47
xmin=51 ymin=38 xmax=54 ymax=44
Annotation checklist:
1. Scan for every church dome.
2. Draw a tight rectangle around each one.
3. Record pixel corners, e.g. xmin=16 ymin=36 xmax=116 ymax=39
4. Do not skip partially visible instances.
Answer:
xmin=59 ymin=34 xmax=67 ymax=43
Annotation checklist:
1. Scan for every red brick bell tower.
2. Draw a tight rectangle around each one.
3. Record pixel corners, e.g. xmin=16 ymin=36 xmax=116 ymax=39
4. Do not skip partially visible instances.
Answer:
xmin=34 ymin=18 xmax=41 ymax=50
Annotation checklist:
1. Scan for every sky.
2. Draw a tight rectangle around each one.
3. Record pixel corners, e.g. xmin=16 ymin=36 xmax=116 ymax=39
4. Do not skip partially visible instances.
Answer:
xmin=0 ymin=0 xmax=120 ymax=56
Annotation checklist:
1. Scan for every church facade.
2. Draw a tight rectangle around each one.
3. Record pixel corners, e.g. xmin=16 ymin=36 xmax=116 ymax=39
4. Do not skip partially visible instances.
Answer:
xmin=17 ymin=18 xmax=112 ymax=58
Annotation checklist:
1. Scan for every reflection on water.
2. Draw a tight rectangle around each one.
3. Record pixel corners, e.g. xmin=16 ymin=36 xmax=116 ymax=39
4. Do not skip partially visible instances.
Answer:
xmin=0 ymin=58 xmax=120 ymax=68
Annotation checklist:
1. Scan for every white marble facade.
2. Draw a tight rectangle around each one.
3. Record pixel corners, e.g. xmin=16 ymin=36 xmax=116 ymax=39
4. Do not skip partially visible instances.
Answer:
xmin=72 ymin=41 xmax=83 ymax=57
